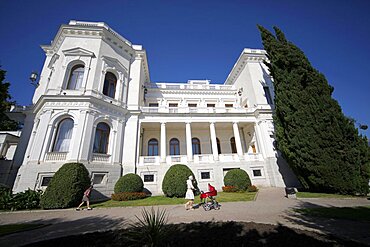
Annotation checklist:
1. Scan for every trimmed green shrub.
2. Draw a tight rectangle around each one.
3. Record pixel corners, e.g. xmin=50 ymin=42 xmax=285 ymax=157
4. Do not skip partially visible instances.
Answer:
xmin=162 ymin=164 xmax=197 ymax=197
xmin=40 ymin=163 xmax=91 ymax=209
xmin=247 ymin=185 xmax=258 ymax=192
xmin=223 ymin=169 xmax=251 ymax=191
xmin=114 ymin=173 xmax=144 ymax=193
xmin=111 ymin=192 xmax=148 ymax=201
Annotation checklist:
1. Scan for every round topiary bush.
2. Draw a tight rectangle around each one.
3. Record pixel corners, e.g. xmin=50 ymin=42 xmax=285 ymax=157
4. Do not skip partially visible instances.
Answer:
xmin=223 ymin=169 xmax=251 ymax=191
xmin=40 ymin=163 xmax=91 ymax=209
xmin=162 ymin=164 xmax=197 ymax=197
xmin=114 ymin=173 xmax=144 ymax=193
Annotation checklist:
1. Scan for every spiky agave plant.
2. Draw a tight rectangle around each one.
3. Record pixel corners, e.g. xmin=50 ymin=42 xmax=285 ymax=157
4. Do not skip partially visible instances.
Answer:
xmin=125 ymin=207 xmax=170 ymax=247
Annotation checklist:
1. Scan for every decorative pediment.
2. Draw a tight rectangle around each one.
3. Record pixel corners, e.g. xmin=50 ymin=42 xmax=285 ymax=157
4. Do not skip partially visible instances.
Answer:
xmin=62 ymin=47 xmax=95 ymax=57
xmin=102 ymin=55 xmax=128 ymax=74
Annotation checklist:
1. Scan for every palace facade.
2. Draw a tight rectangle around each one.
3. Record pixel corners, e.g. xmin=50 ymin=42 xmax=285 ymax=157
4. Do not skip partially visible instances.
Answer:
xmin=12 ymin=21 xmax=298 ymax=198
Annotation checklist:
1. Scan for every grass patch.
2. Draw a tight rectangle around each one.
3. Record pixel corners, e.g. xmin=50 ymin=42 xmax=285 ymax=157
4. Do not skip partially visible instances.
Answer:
xmin=92 ymin=191 xmax=256 ymax=208
xmin=296 ymin=192 xmax=359 ymax=199
xmin=296 ymin=206 xmax=370 ymax=222
xmin=0 ymin=224 xmax=47 ymax=236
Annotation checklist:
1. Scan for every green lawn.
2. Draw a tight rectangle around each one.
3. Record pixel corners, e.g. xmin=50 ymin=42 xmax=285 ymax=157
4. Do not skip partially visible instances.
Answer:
xmin=0 ymin=224 xmax=47 ymax=236
xmin=92 ymin=191 xmax=257 ymax=208
xmin=296 ymin=192 xmax=359 ymax=199
xmin=296 ymin=206 xmax=370 ymax=222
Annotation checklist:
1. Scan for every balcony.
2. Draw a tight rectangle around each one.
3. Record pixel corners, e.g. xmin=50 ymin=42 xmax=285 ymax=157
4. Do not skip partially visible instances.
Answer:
xmin=92 ymin=153 xmax=111 ymax=162
xmin=139 ymin=156 xmax=160 ymax=165
xmin=219 ymin=154 xmax=240 ymax=162
xmin=145 ymin=83 xmax=235 ymax=91
xmin=141 ymin=106 xmax=251 ymax=114
xmin=45 ymin=152 xmax=67 ymax=162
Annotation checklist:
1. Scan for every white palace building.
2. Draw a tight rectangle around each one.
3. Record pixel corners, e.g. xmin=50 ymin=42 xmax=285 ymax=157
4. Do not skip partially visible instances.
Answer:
xmin=9 ymin=21 xmax=298 ymax=198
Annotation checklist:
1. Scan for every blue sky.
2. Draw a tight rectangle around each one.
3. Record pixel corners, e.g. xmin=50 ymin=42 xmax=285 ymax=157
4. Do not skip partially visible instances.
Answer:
xmin=0 ymin=0 xmax=369 ymax=136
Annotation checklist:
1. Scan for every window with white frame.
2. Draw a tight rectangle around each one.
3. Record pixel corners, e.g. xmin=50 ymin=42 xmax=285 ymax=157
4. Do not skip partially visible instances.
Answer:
xmin=93 ymin=122 xmax=110 ymax=154
xmin=92 ymin=172 xmax=108 ymax=185
xmin=52 ymin=118 xmax=74 ymax=152
xmin=37 ymin=173 xmax=54 ymax=189
xmin=103 ymin=72 xmax=117 ymax=98
xmin=141 ymin=172 xmax=157 ymax=183
xmin=67 ymin=64 xmax=85 ymax=90
xmin=253 ymin=169 xmax=263 ymax=177
xmin=198 ymin=169 xmax=213 ymax=181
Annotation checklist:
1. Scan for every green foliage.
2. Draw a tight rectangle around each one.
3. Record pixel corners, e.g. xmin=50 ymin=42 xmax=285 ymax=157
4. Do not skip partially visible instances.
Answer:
xmin=162 ymin=164 xmax=197 ymax=197
xmin=40 ymin=163 xmax=91 ymax=209
xmin=223 ymin=169 xmax=251 ymax=191
xmin=114 ymin=173 xmax=144 ymax=193
xmin=247 ymin=185 xmax=258 ymax=192
xmin=124 ymin=207 xmax=170 ymax=247
xmin=0 ymin=67 xmax=19 ymax=130
xmin=0 ymin=188 xmax=42 ymax=211
xmin=111 ymin=192 xmax=147 ymax=201
xmin=258 ymin=26 xmax=370 ymax=195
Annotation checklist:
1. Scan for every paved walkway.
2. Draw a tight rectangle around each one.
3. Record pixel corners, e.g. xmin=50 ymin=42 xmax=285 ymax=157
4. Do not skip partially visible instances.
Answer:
xmin=0 ymin=188 xmax=369 ymax=246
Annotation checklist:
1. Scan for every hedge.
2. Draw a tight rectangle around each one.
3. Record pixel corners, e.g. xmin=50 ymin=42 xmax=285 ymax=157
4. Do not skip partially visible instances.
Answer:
xmin=223 ymin=169 xmax=251 ymax=191
xmin=114 ymin=173 xmax=144 ymax=193
xmin=40 ymin=163 xmax=91 ymax=209
xmin=162 ymin=164 xmax=197 ymax=197
xmin=111 ymin=192 xmax=147 ymax=201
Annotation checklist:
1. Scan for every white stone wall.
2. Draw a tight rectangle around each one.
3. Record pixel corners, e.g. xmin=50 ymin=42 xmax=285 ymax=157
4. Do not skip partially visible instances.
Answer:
xmin=12 ymin=21 xmax=299 ymax=198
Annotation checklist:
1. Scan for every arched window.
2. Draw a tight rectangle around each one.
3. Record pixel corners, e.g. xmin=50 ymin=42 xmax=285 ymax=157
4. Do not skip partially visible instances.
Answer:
xmin=230 ymin=137 xmax=237 ymax=154
xmin=53 ymin=118 xmax=74 ymax=152
xmin=93 ymin=123 xmax=110 ymax=154
xmin=67 ymin=64 xmax=84 ymax=90
xmin=169 ymin=138 xmax=180 ymax=155
xmin=192 ymin=138 xmax=201 ymax=155
xmin=216 ymin=138 xmax=221 ymax=154
xmin=103 ymin=72 xmax=117 ymax=98
xmin=148 ymin=138 xmax=158 ymax=156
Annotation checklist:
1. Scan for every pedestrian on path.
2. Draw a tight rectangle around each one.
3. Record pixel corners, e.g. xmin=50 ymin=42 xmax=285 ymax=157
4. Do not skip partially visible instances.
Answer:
xmin=185 ymin=175 xmax=195 ymax=210
xmin=76 ymin=185 xmax=93 ymax=211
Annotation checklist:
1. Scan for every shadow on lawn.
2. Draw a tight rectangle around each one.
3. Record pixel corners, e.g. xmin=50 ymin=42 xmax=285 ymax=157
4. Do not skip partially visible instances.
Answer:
xmin=283 ymin=200 xmax=370 ymax=245
xmin=21 ymin=221 xmax=367 ymax=247
xmin=0 ymin=215 xmax=126 ymax=247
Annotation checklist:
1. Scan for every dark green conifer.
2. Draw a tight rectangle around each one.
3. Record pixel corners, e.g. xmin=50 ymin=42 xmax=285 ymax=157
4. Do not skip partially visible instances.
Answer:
xmin=258 ymin=26 xmax=370 ymax=194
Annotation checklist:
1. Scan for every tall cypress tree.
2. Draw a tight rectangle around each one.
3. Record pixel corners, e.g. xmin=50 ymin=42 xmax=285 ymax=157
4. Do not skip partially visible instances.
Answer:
xmin=0 ymin=67 xmax=18 ymax=130
xmin=258 ymin=26 xmax=370 ymax=194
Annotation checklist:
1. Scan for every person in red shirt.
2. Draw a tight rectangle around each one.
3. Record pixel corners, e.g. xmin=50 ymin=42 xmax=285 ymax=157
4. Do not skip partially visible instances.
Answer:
xmin=76 ymin=185 xmax=93 ymax=211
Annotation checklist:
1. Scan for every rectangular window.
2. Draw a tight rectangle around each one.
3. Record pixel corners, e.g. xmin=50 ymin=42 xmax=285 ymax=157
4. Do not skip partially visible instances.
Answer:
xmin=41 ymin=176 xmax=53 ymax=187
xmin=188 ymin=103 xmax=197 ymax=107
xmin=92 ymin=173 xmax=107 ymax=185
xmin=201 ymin=172 xmax=210 ymax=180
xmin=263 ymin=86 xmax=273 ymax=105
xmin=169 ymin=103 xmax=178 ymax=107
xmin=225 ymin=104 xmax=233 ymax=108
xmin=149 ymin=103 xmax=158 ymax=107
xmin=144 ymin=174 xmax=154 ymax=182
xmin=207 ymin=104 xmax=215 ymax=107
xmin=253 ymin=169 xmax=262 ymax=177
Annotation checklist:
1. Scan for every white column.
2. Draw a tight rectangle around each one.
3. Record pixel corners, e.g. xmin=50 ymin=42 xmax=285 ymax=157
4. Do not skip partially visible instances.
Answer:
xmin=209 ymin=122 xmax=219 ymax=161
xmin=185 ymin=122 xmax=192 ymax=161
xmin=160 ymin=122 xmax=166 ymax=162
xmin=29 ymin=110 xmax=52 ymax=161
xmin=233 ymin=122 xmax=243 ymax=157
xmin=254 ymin=122 xmax=266 ymax=158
